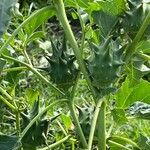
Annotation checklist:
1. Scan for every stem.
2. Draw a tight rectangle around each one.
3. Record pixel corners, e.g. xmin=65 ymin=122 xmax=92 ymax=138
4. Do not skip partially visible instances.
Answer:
xmin=0 ymin=85 xmax=17 ymax=108
xmin=0 ymin=6 xmax=53 ymax=55
xmin=108 ymin=140 xmax=132 ymax=150
xmin=0 ymin=86 xmax=21 ymax=136
xmin=125 ymin=10 xmax=150 ymax=62
xmin=67 ymin=72 xmax=87 ymax=147
xmin=87 ymin=99 xmax=102 ymax=150
xmin=70 ymin=72 xmax=80 ymax=99
xmin=0 ymin=86 xmax=14 ymax=101
xmin=53 ymin=0 xmax=96 ymax=100
xmin=137 ymin=53 xmax=150 ymax=61
xmin=15 ymin=112 xmax=21 ymax=136
xmin=1 ymin=54 xmax=65 ymax=96
xmin=106 ymin=123 xmax=114 ymax=139
xmin=38 ymin=135 xmax=71 ymax=150
xmin=3 ymin=67 xmax=27 ymax=72
xmin=0 ymin=95 xmax=16 ymax=111
xmin=68 ymin=101 xmax=88 ymax=148
xmin=56 ymin=120 xmax=68 ymax=136
xmin=23 ymin=48 xmax=33 ymax=66
xmin=97 ymin=101 xmax=106 ymax=150
xmin=19 ymin=99 xmax=68 ymax=142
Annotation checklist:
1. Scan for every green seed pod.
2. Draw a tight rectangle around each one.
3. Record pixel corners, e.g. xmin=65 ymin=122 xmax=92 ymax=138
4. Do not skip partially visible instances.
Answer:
xmin=77 ymin=104 xmax=95 ymax=137
xmin=88 ymin=37 xmax=124 ymax=97
xmin=21 ymin=100 xmax=49 ymax=149
xmin=122 ymin=0 xmax=150 ymax=38
xmin=42 ymin=37 xmax=78 ymax=92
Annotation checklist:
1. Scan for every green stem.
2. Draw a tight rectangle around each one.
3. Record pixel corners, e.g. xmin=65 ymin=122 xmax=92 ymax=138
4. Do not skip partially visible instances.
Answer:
xmin=1 ymin=54 xmax=65 ymax=96
xmin=0 ymin=86 xmax=21 ymax=136
xmin=23 ymin=47 xmax=33 ymax=66
xmin=125 ymin=10 xmax=150 ymax=62
xmin=137 ymin=53 xmax=150 ymax=61
xmin=68 ymin=101 xmax=88 ymax=148
xmin=108 ymin=140 xmax=132 ymax=150
xmin=19 ymin=99 xmax=68 ymax=142
xmin=97 ymin=101 xmax=106 ymax=150
xmin=56 ymin=120 xmax=68 ymax=136
xmin=0 ymin=85 xmax=17 ymax=108
xmin=70 ymin=72 xmax=80 ymax=100
xmin=38 ymin=135 xmax=71 ymax=150
xmin=15 ymin=112 xmax=21 ymax=136
xmin=106 ymin=123 xmax=114 ymax=139
xmin=0 ymin=6 xmax=53 ymax=55
xmin=67 ymin=71 xmax=87 ymax=147
xmin=53 ymin=0 xmax=96 ymax=100
xmin=87 ymin=99 xmax=103 ymax=150
xmin=0 ymin=95 xmax=16 ymax=111
xmin=0 ymin=86 xmax=13 ymax=101
xmin=2 ymin=67 xmax=27 ymax=72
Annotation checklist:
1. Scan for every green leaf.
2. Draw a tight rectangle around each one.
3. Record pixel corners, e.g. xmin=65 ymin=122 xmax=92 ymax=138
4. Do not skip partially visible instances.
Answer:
xmin=92 ymin=0 xmax=127 ymax=36
xmin=25 ymin=88 xmax=39 ymax=106
xmin=111 ymin=109 xmax=128 ymax=125
xmin=92 ymin=10 xmax=118 ymax=37
xmin=97 ymin=0 xmax=127 ymax=16
xmin=108 ymin=136 xmax=139 ymax=150
xmin=0 ymin=0 xmax=16 ymax=38
xmin=138 ymin=134 xmax=150 ymax=150
xmin=65 ymin=0 xmax=92 ymax=8
xmin=61 ymin=114 xmax=73 ymax=131
xmin=26 ymin=31 xmax=45 ymax=44
xmin=136 ymin=40 xmax=150 ymax=54
xmin=24 ymin=6 xmax=56 ymax=35
xmin=127 ymin=57 xmax=150 ymax=87
xmin=4 ymin=62 xmax=21 ymax=84
xmin=0 ymin=135 xmax=20 ymax=150
xmin=115 ymin=78 xmax=150 ymax=109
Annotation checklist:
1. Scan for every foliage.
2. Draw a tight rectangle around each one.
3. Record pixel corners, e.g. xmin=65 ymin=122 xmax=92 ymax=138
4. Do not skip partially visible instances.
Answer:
xmin=0 ymin=0 xmax=16 ymax=38
xmin=41 ymin=37 xmax=79 ymax=92
xmin=0 ymin=0 xmax=150 ymax=150
xmin=88 ymin=37 xmax=124 ymax=98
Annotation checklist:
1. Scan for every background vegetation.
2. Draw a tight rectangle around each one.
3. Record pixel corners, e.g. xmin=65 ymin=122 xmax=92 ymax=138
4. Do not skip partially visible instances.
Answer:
xmin=0 ymin=0 xmax=150 ymax=150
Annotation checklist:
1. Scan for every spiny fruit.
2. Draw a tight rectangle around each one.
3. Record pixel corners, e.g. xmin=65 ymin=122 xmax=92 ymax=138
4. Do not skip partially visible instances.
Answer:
xmin=76 ymin=103 xmax=95 ymax=137
xmin=21 ymin=100 xmax=59 ymax=149
xmin=88 ymin=37 xmax=124 ymax=98
xmin=43 ymin=37 xmax=78 ymax=92
xmin=122 ymin=0 xmax=150 ymax=39
xmin=21 ymin=100 xmax=49 ymax=149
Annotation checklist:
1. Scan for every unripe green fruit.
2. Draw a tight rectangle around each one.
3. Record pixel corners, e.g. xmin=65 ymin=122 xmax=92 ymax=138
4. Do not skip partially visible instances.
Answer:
xmin=122 ymin=0 xmax=150 ymax=38
xmin=42 ymin=38 xmax=78 ymax=92
xmin=88 ymin=37 xmax=124 ymax=97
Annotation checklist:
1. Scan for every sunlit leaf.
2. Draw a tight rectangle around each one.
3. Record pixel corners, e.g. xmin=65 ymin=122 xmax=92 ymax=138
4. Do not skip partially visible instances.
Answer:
xmin=115 ymin=78 xmax=150 ymax=109
xmin=24 ymin=6 xmax=56 ymax=35
xmin=111 ymin=109 xmax=128 ymax=125
xmin=25 ymin=88 xmax=39 ymax=105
